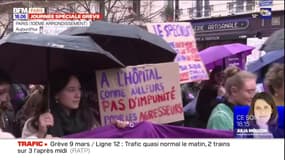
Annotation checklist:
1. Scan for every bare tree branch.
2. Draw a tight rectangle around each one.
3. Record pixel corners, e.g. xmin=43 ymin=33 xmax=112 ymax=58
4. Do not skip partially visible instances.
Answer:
xmin=116 ymin=6 xmax=128 ymax=23
xmin=110 ymin=10 xmax=116 ymax=22
xmin=0 ymin=14 xmax=12 ymax=39
xmin=0 ymin=22 xmax=10 ymax=39
xmin=105 ymin=0 xmax=119 ymax=19
xmin=78 ymin=0 xmax=91 ymax=13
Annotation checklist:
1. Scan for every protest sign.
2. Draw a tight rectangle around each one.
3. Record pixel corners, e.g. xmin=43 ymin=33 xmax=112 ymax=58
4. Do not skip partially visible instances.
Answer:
xmin=146 ymin=22 xmax=208 ymax=83
xmin=96 ymin=62 xmax=184 ymax=126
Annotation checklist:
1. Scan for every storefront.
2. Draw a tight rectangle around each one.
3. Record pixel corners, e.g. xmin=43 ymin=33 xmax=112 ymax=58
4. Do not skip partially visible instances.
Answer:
xmin=185 ymin=10 xmax=284 ymax=51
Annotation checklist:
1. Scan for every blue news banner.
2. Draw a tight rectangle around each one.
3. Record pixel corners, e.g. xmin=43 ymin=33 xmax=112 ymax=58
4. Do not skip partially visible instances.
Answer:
xmin=234 ymin=106 xmax=284 ymax=138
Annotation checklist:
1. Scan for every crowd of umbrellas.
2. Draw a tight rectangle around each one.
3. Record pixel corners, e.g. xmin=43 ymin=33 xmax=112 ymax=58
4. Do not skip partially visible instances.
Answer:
xmin=0 ymin=21 xmax=177 ymax=84
xmin=0 ymin=21 xmax=283 ymax=85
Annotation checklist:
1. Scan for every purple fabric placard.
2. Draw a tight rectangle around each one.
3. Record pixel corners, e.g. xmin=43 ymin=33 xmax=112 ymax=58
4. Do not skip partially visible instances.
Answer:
xmin=65 ymin=121 xmax=233 ymax=138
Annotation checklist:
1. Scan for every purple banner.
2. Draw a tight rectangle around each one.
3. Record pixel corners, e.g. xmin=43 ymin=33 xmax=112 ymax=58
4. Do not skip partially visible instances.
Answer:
xmin=65 ymin=121 xmax=233 ymax=138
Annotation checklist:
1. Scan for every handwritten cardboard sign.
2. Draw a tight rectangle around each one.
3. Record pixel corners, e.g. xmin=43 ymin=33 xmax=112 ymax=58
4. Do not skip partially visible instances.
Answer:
xmin=96 ymin=62 xmax=184 ymax=126
xmin=146 ymin=22 xmax=209 ymax=83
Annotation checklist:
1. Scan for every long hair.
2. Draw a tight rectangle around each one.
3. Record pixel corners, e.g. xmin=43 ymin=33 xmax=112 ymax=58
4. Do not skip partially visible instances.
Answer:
xmin=0 ymin=69 xmax=11 ymax=84
xmin=204 ymin=66 xmax=223 ymax=86
xmin=264 ymin=63 xmax=284 ymax=95
xmin=248 ymin=92 xmax=278 ymax=128
xmin=31 ymin=69 xmax=96 ymax=130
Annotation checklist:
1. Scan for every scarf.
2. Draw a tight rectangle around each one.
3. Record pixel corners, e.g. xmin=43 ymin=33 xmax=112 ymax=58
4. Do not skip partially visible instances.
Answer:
xmin=47 ymin=104 xmax=89 ymax=137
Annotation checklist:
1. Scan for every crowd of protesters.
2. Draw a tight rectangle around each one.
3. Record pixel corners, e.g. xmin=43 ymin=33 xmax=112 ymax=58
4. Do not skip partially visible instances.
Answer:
xmin=182 ymin=63 xmax=284 ymax=133
xmin=0 ymin=62 xmax=284 ymax=138
xmin=0 ymin=69 xmax=129 ymax=138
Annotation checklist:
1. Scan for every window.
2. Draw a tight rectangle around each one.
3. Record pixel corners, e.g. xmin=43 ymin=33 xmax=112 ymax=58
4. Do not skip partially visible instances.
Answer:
xmin=261 ymin=19 xmax=265 ymax=27
xmin=246 ymin=0 xmax=255 ymax=11
xmin=227 ymin=2 xmax=234 ymax=14
xmin=196 ymin=0 xmax=203 ymax=17
xmin=188 ymin=8 xmax=194 ymax=15
xmin=204 ymin=0 xmax=210 ymax=17
xmin=236 ymin=0 xmax=245 ymax=13
xmin=204 ymin=5 xmax=213 ymax=17
xmin=188 ymin=8 xmax=197 ymax=18
xmin=271 ymin=16 xmax=281 ymax=26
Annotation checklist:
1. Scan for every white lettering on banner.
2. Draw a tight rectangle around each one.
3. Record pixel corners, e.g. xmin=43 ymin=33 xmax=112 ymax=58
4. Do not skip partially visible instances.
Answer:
xmin=192 ymin=19 xmax=249 ymax=33
xmin=207 ymin=23 xmax=235 ymax=30
xmin=194 ymin=25 xmax=204 ymax=32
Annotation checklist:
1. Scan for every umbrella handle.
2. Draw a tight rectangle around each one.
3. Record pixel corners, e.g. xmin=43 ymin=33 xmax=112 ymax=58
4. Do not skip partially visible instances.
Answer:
xmin=44 ymin=127 xmax=52 ymax=138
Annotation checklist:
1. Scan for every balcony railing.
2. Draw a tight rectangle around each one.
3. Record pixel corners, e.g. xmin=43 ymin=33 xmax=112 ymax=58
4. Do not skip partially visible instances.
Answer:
xmin=181 ymin=4 xmax=214 ymax=18
xmin=177 ymin=1 xmax=284 ymax=20
xmin=227 ymin=2 xmax=256 ymax=14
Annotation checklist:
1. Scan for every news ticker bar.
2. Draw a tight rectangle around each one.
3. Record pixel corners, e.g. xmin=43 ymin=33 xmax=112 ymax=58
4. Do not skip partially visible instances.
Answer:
xmin=14 ymin=13 xmax=102 ymax=20
xmin=0 ymin=139 xmax=283 ymax=160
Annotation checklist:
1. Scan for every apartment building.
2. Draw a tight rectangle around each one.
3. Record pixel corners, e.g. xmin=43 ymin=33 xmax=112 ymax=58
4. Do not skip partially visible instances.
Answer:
xmin=152 ymin=0 xmax=284 ymax=50
xmin=136 ymin=0 xmax=284 ymax=50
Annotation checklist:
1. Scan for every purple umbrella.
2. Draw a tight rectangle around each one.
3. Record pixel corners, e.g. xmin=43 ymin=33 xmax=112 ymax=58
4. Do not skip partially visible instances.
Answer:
xmin=199 ymin=43 xmax=254 ymax=69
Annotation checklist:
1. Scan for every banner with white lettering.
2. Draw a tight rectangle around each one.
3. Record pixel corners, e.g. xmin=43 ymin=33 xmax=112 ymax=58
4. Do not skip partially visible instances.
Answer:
xmin=225 ymin=54 xmax=246 ymax=70
xmin=146 ymin=22 xmax=208 ymax=83
xmin=96 ymin=62 xmax=184 ymax=126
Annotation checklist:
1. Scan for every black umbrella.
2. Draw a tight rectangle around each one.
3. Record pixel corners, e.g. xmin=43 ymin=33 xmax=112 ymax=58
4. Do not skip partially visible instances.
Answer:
xmin=0 ymin=32 xmax=124 ymax=84
xmin=60 ymin=21 xmax=177 ymax=65
xmin=260 ymin=28 xmax=284 ymax=53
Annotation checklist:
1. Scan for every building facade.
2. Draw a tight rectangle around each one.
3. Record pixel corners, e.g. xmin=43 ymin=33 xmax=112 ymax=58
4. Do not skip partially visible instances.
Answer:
xmin=189 ymin=10 xmax=284 ymax=50
xmin=176 ymin=0 xmax=284 ymax=50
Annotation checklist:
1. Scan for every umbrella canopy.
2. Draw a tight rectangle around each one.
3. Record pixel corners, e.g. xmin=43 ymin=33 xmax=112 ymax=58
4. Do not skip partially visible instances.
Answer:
xmin=246 ymin=49 xmax=284 ymax=73
xmin=199 ymin=43 xmax=254 ymax=66
xmin=60 ymin=21 xmax=177 ymax=65
xmin=0 ymin=32 xmax=124 ymax=84
xmin=261 ymin=29 xmax=284 ymax=53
